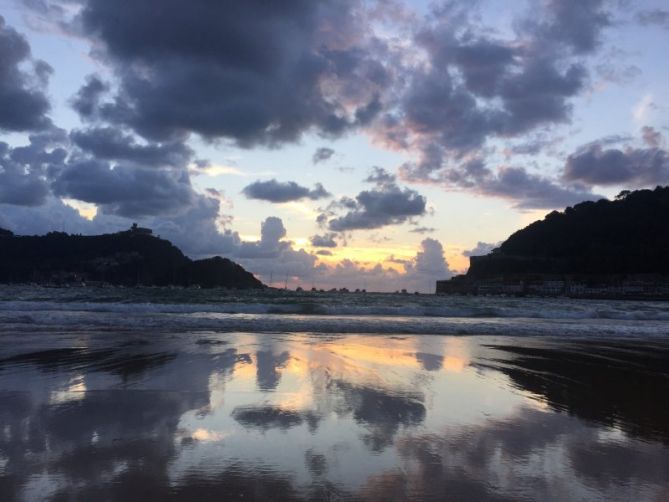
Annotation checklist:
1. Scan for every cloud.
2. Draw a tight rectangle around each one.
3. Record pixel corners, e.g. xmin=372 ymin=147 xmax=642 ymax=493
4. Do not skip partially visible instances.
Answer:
xmin=236 ymin=216 xmax=287 ymax=259
xmin=364 ymin=166 xmax=396 ymax=186
xmin=61 ymin=0 xmax=388 ymax=146
xmin=312 ymin=147 xmax=335 ymax=164
xmin=307 ymin=238 xmax=453 ymax=293
xmin=52 ymin=160 xmax=196 ymax=218
xmin=235 ymin=217 xmax=318 ymax=280
xmin=70 ymin=127 xmax=193 ymax=167
xmin=19 ymin=0 xmax=624 ymax=212
xmin=405 ymin=238 xmax=451 ymax=278
xmin=563 ymin=143 xmax=669 ymax=187
xmin=505 ymin=135 xmax=564 ymax=157
xmin=70 ymin=75 xmax=108 ymax=120
xmin=0 ymin=111 xmax=244 ymax=256
xmin=0 ymin=130 xmax=67 ymax=206
xmin=0 ymin=196 xmax=96 ymax=235
xmin=0 ymin=163 xmax=50 ymax=206
xmin=633 ymin=94 xmax=658 ymax=124
xmin=327 ymin=186 xmax=426 ymax=231
xmin=463 ymin=241 xmax=499 ymax=257
xmin=478 ymin=166 xmax=599 ymax=209
xmin=641 ymin=126 xmax=663 ymax=148
xmin=390 ymin=0 xmax=608 ymax=153
xmin=243 ymin=179 xmax=331 ymax=203
xmin=636 ymin=9 xmax=669 ymax=29
xmin=322 ymin=173 xmax=427 ymax=231
xmin=409 ymin=226 xmax=435 ymax=234
xmin=536 ymin=0 xmax=610 ymax=54
xmin=138 ymin=195 xmax=241 ymax=257
xmin=368 ymin=0 xmax=614 ymax=208
xmin=310 ymin=233 xmax=337 ymax=248
xmin=0 ymin=16 xmax=52 ymax=132
xmin=401 ymin=157 xmax=600 ymax=210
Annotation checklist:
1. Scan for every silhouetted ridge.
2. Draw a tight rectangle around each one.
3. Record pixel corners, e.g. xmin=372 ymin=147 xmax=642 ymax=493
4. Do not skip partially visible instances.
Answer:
xmin=469 ymin=186 xmax=669 ymax=277
xmin=0 ymin=226 xmax=264 ymax=288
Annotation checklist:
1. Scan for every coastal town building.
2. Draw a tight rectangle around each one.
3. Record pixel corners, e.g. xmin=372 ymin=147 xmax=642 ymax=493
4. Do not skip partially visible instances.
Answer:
xmin=436 ymin=269 xmax=669 ymax=299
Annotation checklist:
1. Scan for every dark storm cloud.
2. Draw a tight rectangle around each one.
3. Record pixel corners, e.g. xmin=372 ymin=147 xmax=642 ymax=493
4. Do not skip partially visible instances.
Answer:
xmin=70 ymin=75 xmax=109 ymax=119
xmin=7 ymin=128 xmax=68 ymax=170
xmin=65 ymin=0 xmax=387 ymax=145
xmin=563 ymin=143 xmax=669 ymax=187
xmin=400 ymin=68 xmax=496 ymax=153
xmin=325 ymin=182 xmax=427 ymax=231
xmin=0 ymin=16 xmax=52 ymax=132
xmin=401 ymin=0 xmax=609 ymax=150
xmin=242 ymin=179 xmax=331 ymax=203
xmin=0 ymin=153 xmax=50 ymax=206
xmin=402 ymin=30 xmax=589 ymax=154
xmin=70 ymin=127 xmax=193 ymax=167
xmin=5 ymin=0 xmax=635 ymax=221
xmin=636 ymin=9 xmax=669 ymax=28
xmin=312 ymin=147 xmax=335 ymax=164
xmin=310 ymin=233 xmax=337 ymax=248
xmin=52 ymin=161 xmax=194 ymax=217
xmin=371 ymin=0 xmax=613 ymax=209
xmin=0 ymin=130 xmax=67 ymax=206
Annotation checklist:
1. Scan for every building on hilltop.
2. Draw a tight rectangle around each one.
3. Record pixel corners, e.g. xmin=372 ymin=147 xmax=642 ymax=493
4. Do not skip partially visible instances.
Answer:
xmin=129 ymin=223 xmax=153 ymax=236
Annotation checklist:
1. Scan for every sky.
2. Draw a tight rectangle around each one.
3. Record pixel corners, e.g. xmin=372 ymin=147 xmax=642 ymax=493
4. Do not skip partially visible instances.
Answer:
xmin=0 ymin=0 xmax=668 ymax=292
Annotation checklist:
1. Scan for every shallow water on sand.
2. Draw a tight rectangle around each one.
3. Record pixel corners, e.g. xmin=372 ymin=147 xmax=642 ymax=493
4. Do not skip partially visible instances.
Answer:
xmin=1 ymin=330 xmax=669 ymax=501
xmin=0 ymin=287 xmax=668 ymax=500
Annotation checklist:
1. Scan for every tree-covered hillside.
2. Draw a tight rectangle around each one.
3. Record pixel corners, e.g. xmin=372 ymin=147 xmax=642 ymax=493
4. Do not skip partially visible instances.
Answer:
xmin=468 ymin=186 xmax=669 ymax=276
xmin=0 ymin=226 xmax=264 ymax=288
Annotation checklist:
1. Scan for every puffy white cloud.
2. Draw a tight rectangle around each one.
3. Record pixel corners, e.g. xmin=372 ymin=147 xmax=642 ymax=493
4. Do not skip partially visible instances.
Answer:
xmin=463 ymin=242 xmax=499 ymax=257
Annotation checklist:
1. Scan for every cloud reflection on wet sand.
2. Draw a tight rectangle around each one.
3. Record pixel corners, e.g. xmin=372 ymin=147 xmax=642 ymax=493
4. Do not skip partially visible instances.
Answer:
xmin=0 ymin=332 xmax=668 ymax=501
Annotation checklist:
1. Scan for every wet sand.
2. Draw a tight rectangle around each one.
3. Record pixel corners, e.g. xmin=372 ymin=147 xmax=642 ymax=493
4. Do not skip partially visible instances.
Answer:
xmin=1 ymin=330 xmax=668 ymax=501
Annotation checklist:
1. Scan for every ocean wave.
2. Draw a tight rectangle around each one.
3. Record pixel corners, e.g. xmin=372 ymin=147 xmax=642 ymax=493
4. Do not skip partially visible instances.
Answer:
xmin=0 ymin=308 xmax=667 ymax=338
xmin=1 ymin=299 xmax=669 ymax=322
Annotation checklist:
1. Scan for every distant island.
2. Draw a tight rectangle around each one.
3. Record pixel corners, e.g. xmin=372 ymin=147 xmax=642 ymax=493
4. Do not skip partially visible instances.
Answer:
xmin=438 ymin=186 xmax=669 ymax=299
xmin=0 ymin=224 xmax=264 ymax=289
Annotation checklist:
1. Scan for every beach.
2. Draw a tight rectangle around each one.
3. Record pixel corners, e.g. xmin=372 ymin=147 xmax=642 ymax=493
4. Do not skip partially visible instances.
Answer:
xmin=1 ymin=286 xmax=668 ymax=501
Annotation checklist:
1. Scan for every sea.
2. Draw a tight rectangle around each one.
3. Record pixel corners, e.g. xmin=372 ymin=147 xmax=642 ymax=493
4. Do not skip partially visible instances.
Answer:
xmin=1 ymin=285 xmax=668 ymax=501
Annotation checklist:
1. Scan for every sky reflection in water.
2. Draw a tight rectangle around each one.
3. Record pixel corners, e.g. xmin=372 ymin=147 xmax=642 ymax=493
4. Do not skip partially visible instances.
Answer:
xmin=0 ymin=331 xmax=668 ymax=501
